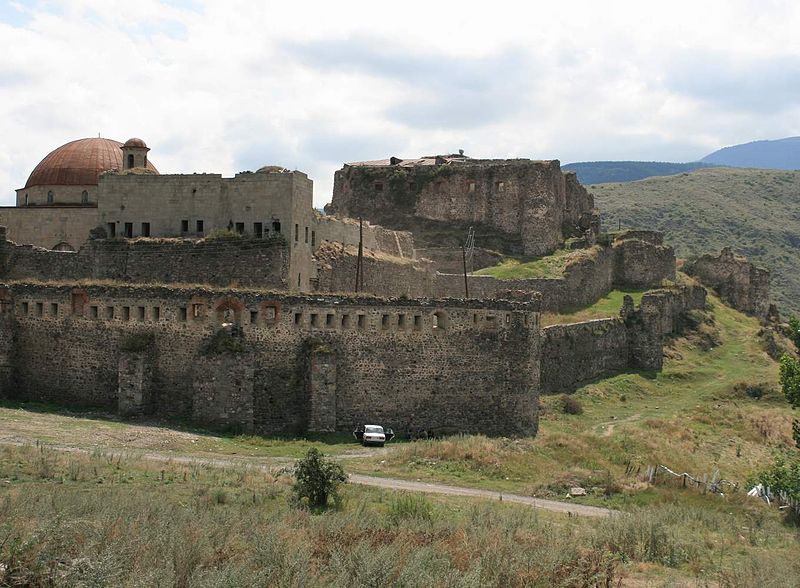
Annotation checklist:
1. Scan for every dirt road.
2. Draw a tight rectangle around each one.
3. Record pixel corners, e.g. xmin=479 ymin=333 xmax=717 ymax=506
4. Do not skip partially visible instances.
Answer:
xmin=1 ymin=439 xmax=617 ymax=518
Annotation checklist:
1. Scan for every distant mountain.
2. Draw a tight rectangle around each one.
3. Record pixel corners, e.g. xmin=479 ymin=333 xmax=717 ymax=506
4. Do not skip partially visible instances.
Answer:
xmin=562 ymin=161 xmax=713 ymax=185
xmin=592 ymin=167 xmax=800 ymax=316
xmin=700 ymin=136 xmax=800 ymax=170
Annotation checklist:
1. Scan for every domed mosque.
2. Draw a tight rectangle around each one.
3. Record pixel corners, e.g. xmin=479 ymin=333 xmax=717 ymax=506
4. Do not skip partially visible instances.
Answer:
xmin=16 ymin=137 xmax=159 ymax=208
xmin=0 ymin=135 xmax=316 ymax=289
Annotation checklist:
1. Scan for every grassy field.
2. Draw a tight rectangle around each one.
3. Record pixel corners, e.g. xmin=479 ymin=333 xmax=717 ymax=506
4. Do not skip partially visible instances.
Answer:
xmin=1 ymin=442 xmax=798 ymax=586
xmin=541 ymin=288 xmax=648 ymax=326
xmin=592 ymin=166 xmax=800 ymax=316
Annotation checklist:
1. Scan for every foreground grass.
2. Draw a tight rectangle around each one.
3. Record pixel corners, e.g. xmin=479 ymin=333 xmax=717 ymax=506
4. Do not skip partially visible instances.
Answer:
xmin=1 ymin=444 xmax=798 ymax=587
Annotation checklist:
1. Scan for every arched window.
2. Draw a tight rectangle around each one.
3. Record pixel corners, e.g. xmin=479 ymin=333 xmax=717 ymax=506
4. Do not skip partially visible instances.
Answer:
xmin=81 ymin=190 xmax=89 ymax=204
xmin=47 ymin=191 xmax=54 ymax=204
xmin=24 ymin=193 xmax=28 ymax=206
xmin=127 ymin=154 xmax=134 ymax=169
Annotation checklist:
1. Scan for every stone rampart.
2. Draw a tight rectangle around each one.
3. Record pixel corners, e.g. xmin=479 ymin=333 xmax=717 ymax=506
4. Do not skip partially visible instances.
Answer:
xmin=0 ymin=282 xmax=540 ymax=437
xmin=683 ymin=247 xmax=770 ymax=319
xmin=0 ymin=231 xmax=290 ymax=289
xmin=540 ymin=284 xmax=706 ymax=392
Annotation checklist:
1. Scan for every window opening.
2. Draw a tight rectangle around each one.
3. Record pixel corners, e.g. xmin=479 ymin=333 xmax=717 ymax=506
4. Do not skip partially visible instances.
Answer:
xmin=50 ymin=303 xmax=58 ymax=316
xmin=105 ymin=306 xmax=114 ymax=319
xmin=141 ymin=222 xmax=150 ymax=237
xmin=235 ymin=222 xmax=245 ymax=234
xmin=21 ymin=302 xmax=29 ymax=314
xmin=181 ymin=220 xmax=189 ymax=233
xmin=137 ymin=306 xmax=145 ymax=320
xmin=311 ymin=230 xmax=316 ymax=247
xmin=254 ymin=222 xmax=263 ymax=238
xmin=272 ymin=220 xmax=281 ymax=233
xmin=35 ymin=302 xmax=43 ymax=316
xmin=81 ymin=190 xmax=89 ymax=204
xmin=326 ymin=313 xmax=334 ymax=328
xmin=413 ymin=315 xmax=422 ymax=330
xmin=294 ymin=312 xmax=302 ymax=326
xmin=127 ymin=154 xmax=134 ymax=169
xmin=250 ymin=310 xmax=259 ymax=324
xmin=122 ymin=306 xmax=130 ymax=321
xmin=341 ymin=314 xmax=352 ymax=329
xmin=196 ymin=220 xmax=204 ymax=233
xmin=381 ymin=314 xmax=390 ymax=330
xmin=90 ymin=305 xmax=98 ymax=319
xmin=153 ymin=307 xmax=161 ymax=321
xmin=47 ymin=191 xmax=54 ymax=204
xmin=305 ymin=226 xmax=309 ymax=243
xmin=124 ymin=222 xmax=133 ymax=238
xmin=294 ymin=224 xmax=299 ymax=242
xmin=107 ymin=223 xmax=116 ymax=238
xmin=179 ymin=307 xmax=187 ymax=321
xmin=357 ymin=314 xmax=366 ymax=329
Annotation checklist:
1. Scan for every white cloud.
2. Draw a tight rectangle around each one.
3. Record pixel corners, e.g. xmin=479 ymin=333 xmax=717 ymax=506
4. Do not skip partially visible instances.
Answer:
xmin=0 ymin=0 xmax=799 ymax=207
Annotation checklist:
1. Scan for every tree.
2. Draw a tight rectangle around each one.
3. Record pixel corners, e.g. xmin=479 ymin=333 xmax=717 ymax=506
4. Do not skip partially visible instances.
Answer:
xmin=292 ymin=448 xmax=347 ymax=509
xmin=788 ymin=317 xmax=800 ymax=352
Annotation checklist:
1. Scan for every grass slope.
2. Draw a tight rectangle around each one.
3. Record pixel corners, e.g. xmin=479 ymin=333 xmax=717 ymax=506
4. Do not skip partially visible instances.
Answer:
xmin=591 ymin=167 xmax=800 ymax=316
xmin=563 ymin=161 xmax=712 ymax=184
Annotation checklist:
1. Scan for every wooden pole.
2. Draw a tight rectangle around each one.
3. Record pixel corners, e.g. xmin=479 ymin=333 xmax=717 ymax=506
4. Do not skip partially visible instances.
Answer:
xmin=356 ymin=217 xmax=364 ymax=293
xmin=462 ymin=245 xmax=469 ymax=298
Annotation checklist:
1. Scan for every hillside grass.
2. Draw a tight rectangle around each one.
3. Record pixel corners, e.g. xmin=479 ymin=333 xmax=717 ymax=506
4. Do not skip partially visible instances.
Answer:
xmin=473 ymin=248 xmax=581 ymax=279
xmin=1 ymin=443 xmax=799 ymax=586
xmin=541 ymin=288 xmax=647 ymax=326
xmin=591 ymin=166 xmax=800 ymax=316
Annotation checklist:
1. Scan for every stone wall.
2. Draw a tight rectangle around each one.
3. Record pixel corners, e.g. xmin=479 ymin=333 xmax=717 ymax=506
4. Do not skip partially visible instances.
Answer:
xmin=0 ymin=205 xmax=99 ymax=251
xmin=0 ymin=231 xmax=290 ymax=290
xmin=540 ymin=284 xmax=706 ymax=393
xmin=0 ymin=282 xmax=540 ymax=437
xmin=314 ymin=242 xmax=434 ymax=297
xmin=683 ymin=247 xmax=770 ymax=319
xmin=330 ymin=158 xmax=598 ymax=257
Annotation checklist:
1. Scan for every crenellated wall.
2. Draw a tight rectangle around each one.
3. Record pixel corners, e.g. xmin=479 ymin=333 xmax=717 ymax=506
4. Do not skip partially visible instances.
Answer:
xmin=0 ymin=283 xmax=540 ymax=437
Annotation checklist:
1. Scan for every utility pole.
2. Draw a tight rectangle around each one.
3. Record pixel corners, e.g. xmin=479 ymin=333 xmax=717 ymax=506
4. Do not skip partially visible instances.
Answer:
xmin=355 ymin=216 xmax=364 ymax=293
xmin=462 ymin=226 xmax=475 ymax=299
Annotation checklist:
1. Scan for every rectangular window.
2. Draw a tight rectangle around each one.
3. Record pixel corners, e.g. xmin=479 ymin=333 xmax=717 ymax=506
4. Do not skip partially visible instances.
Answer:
xmin=181 ymin=219 xmax=189 ymax=233
xmin=310 ymin=313 xmax=319 ymax=328
xmin=235 ymin=222 xmax=245 ymax=234
xmin=473 ymin=313 xmax=478 ymax=324
xmin=398 ymin=314 xmax=406 ymax=329
xmin=137 ymin=306 xmax=145 ymax=320
xmin=254 ymin=222 xmax=263 ymax=238
xmin=36 ymin=302 xmax=43 ymax=317
xmin=122 ymin=306 xmax=130 ymax=321
xmin=196 ymin=220 xmax=204 ymax=234
xmin=357 ymin=314 xmax=366 ymax=330
xmin=413 ymin=315 xmax=422 ymax=330
xmin=485 ymin=315 xmax=498 ymax=330
xmin=124 ymin=222 xmax=133 ymax=238
xmin=264 ymin=306 xmax=277 ymax=321
xmin=107 ymin=223 xmax=116 ymax=238
xmin=374 ymin=182 xmax=384 ymax=191
xmin=192 ymin=304 xmax=203 ymax=318
xmin=250 ymin=310 xmax=258 ymax=324
xmin=21 ymin=302 xmax=28 ymax=314
xmin=506 ymin=313 xmax=511 ymax=324
xmin=141 ymin=222 xmax=150 ymax=237
xmin=179 ymin=307 xmax=187 ymax=322
xmin=311 ymin=230 xmax=316 ymax=247
xmin=495 ymin=181 xmax=505 ymax=192
xmin=468 ymin=181 xmax=476 ymax=192
xmin=50 ymin=303 xmax=58 ymax=316
xmin=90 ymin=305 xmax=98 ymax=319
xmin=152 ymin=307 xmax=161 ymax=321
xmin=294 ymin=224 xmax=299 ymax=242
xmin=304 ymin=226 xmax=309 ymax=243
xmin=294 ymin=312 xmax=302 ymax=326
xmin=326 ymin=313 xmax=334 ymax=328
xmin=341 ymin=314 xmax=352 ymax=329
xmin=381 ymin=314 xmax=390 ymax=330
xmin=105 ymin=306 xmax=114 ymax=320
xmin=272 ymin=220 xmax=281 ymax=233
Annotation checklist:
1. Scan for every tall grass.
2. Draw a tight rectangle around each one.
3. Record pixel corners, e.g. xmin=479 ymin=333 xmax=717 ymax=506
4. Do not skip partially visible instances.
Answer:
xmin=1 ymin=445 xmax=798 ymax=587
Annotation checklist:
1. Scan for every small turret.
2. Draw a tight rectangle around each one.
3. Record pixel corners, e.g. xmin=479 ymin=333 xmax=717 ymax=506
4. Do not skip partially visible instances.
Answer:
xmin=121 ymin=138 xmax=150 ymax=170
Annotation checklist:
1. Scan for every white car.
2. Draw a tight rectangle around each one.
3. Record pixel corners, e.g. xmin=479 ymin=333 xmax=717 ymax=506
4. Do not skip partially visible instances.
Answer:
xmin=353 ymin=424 xmax=395 ymax=447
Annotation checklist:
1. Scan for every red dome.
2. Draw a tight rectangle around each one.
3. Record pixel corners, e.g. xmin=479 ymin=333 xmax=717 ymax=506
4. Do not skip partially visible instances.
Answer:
xmin=24 ymin=137 xmax=158 ymax=188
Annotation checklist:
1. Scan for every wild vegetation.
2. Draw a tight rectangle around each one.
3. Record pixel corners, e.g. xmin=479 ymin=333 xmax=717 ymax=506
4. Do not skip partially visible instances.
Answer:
xmin=592 ymin=167 xmax=800 ymax=315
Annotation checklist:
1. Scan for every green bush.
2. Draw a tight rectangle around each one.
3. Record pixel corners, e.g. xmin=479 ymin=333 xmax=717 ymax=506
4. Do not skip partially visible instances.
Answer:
xmin=788 ymin=317 xmax=800 ymax=351
xmin=292 ymin=448 xmax=346 ymax=509
xmin=388 ymin=493 xmax=434 ymax=524
xmin=561 ymin=394 xmax=584 ymax=415
xmin=733 ymin=381 xmax=768 ymax=400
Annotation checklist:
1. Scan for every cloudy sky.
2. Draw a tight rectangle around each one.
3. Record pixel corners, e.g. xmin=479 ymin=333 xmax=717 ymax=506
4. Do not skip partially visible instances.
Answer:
xmin=1 ymin=0 xmax=798 ymax=207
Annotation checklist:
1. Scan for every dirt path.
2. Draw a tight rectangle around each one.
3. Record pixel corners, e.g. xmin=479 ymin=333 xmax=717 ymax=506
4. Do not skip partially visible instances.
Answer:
xmin=593 ymin=413 xmax=641 ymax=437
xmin=0 ymin=439 xmax=617 ymax=518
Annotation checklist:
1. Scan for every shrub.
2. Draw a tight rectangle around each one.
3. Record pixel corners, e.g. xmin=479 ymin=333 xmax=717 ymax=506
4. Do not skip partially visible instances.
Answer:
xmin=788 ymin=316 xmax=800 ymax=351
xmin=388 ymin=493 xmax=434 ymax=524
xmin=733 ymin=381 xmax=768 ymax=400
xmin=292 ymin=448 xmax=346 ymax=509
xmin=561 ymin=394 xmax=584 ymax=415
xmin=203 ymin=329 xmax=246 ymax=355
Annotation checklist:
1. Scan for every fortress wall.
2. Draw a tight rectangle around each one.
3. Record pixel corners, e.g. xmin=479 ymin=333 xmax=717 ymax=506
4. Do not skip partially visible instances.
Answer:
xmin=612 ymin=238 xmax=676 ymax=289
xmin=0 ymin=234 xmax=290 ymax=290
xmin=331 ymin=159 xmax=596 ymax=257
xmin=2 ymin=283 xmax=540 ymax=437
xmin=540 ymin=318 xmax=629 ymax=393
xmin=314 ymin=216 xmax=415 ymax=259
xmin=540 ymin=284 xmax=707 ymax=393
xmin=414 ymin=247 xmax=503 ymax=273
xmin=683 ymin=247 xmax=770 ymax=319
xmin=314 ymin=243 xmax=434 ymax=298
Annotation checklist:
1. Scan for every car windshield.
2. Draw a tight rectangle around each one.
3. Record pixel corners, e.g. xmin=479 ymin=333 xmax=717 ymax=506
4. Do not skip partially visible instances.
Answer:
xmin=365 ymin=425 xmax=383 ymax=434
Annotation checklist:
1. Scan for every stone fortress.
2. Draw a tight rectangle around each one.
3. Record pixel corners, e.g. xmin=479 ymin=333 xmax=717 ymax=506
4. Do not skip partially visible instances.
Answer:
xmin=0 ymin=137 xmax=773 ymax=436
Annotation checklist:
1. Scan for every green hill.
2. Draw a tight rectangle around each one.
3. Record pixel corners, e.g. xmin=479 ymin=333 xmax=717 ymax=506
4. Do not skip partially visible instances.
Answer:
xmin=562 ymin=160 xmax=713 ymax=184
xmin=591 ymin=167 xmax=800 ymax=316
